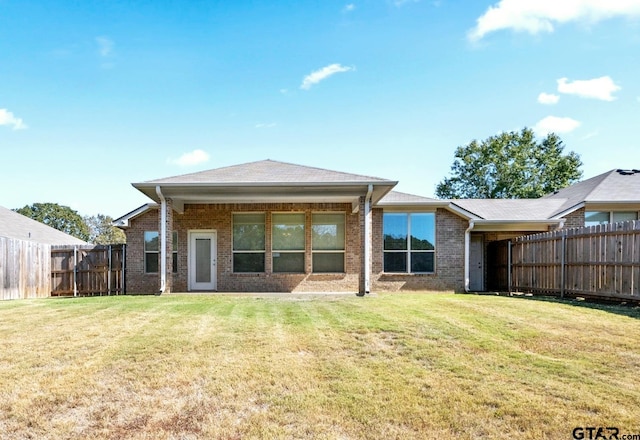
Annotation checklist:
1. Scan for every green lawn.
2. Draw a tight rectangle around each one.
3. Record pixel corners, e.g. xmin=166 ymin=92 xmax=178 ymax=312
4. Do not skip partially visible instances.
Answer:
xmin=0 ymin=293 xmax=639 ymax=439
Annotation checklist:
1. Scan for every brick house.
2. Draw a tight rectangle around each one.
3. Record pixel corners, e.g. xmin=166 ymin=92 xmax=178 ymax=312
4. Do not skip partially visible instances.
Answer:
xmin=114 ymin=161 xmax=640 ymax=295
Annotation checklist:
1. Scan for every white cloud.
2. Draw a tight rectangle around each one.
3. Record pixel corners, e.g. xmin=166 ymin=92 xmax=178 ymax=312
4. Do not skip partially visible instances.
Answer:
xmin=255 ymin=122 xmax=277 ymax=129
xmin=167 ymin=149 xmax=210 ymax=166
xmin=393 ymin=0 xmax=420 ymax=6
xmin=300 ymin=64 xmax=353 ymax=90
xmin=469 ymin=0 xmax=640 ymax=41
xmin=96 ymin=36 xmax=114 ymax=57
xmin=343 ymin=3 xmax=355 ymax=12
xmin=557 ymin=76 xmax=621 ymax=101
xmin=534 ymin=115 xmax=581 ymax=136
xmin=0 ymin=108 xmax=27 ymax=130
xmin=537 ymin=92 xmax=560 ymax=105
xmin=581 ymin=130 xmax=599 ymax=140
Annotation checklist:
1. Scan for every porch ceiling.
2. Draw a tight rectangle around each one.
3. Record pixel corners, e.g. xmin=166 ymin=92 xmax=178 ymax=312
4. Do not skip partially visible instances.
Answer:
xmin=133 ymin=182 xmax=395 ymax=210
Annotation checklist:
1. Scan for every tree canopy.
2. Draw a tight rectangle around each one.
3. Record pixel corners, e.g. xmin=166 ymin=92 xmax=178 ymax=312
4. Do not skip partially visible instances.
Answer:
xmin=85 ymin=214 xmax=126 ymax=244
xmin=16 ymin=203 xmax=91 ymax=242
xmin=14 ymin=204 xmax=126 ymax=244
xmin=435 ymin=128 xmax=583 ymax=199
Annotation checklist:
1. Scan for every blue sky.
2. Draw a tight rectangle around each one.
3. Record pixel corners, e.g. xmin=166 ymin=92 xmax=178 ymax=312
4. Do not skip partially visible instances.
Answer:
xmin=1 ymin=0 xmax=639 ymax=218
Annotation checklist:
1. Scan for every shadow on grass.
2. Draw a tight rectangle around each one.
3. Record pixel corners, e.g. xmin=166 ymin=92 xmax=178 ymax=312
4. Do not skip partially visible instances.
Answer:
xmin=511 ymin=294 xmax=640 ymax=320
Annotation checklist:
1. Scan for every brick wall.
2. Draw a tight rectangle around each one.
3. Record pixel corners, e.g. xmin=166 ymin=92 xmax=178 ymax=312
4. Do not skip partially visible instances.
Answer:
xmin=561 ymin=207 xmax=585 ymax=229
xmin=125 ymin=202 xmax=362 ymax=294
xmin=123 ymin=207 xmax=161 ymax=293
xmin=126 ymin=203 xmax=591 ymax=295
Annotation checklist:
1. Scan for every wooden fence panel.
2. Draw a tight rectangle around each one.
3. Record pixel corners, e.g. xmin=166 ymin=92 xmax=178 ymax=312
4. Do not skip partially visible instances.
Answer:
xmin=51 ymin=245 xmax=125 ymax=297
xmin=0 ymin=236 xmax=51 ymax=300
xmin=512 ymin=221 xmax=640 ymax=300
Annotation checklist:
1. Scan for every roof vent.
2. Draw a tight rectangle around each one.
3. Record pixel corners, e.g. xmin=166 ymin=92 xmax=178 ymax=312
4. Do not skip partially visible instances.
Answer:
xmin=616 ymin=169 xmax=640 ymax=176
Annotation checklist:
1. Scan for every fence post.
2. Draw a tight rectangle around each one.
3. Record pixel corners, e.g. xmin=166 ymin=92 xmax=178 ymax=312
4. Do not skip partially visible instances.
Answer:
xmin=560 ymin=231 xmax=566 ymax=299
xmin=122 ymin=244 xmax=126 ymax=295
xmin=73 ymin=246 xmax=78 ymax=297
xmin=108 ymin=245 xmax=112 ymax=295
xmin=507 ymin=240 xmax=512 ymax=295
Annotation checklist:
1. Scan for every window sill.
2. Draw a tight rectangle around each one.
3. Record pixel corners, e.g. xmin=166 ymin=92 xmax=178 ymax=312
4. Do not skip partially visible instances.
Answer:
xmin=381 ymin=272 xmax=436 ymax=276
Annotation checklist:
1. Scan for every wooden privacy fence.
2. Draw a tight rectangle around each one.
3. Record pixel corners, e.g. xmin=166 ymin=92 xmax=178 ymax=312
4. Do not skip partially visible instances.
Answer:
xmin=51 ymin=245 xmax=126 ymax=297
xmin=0 ymin=236 xmax=51 ymax=300
xmin=510 ymin=221 xmax=640 ymax=300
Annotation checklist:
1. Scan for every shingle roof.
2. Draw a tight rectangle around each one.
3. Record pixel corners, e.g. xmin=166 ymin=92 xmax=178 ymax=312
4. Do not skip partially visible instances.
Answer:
xmin=544 ymin=169 xmax=640 ymax=216
xmin=450 ymin=199 xmax=568 ymax=220
xmin=0 ymin=205 xmax=87 ymax=245
xmin=378 ymin=191 xmax=440 ymax=205
xmin=144 ymin=159 xmax=394 ymax=185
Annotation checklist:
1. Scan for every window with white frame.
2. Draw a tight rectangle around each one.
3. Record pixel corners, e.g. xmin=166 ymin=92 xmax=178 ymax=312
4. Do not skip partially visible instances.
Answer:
xmin=233 ymin=213 xmax=266 ymax=272
xmin=272 ymin=213 xmax=305 ymax=273
xmin=144 ymin=231 xmax=178 ymax=273
xmin=585 ymin=211 xmax=638 ymax=227
xmin=312 ymin=213 xmax=345 ymax=273
xmin=383 ymin=213 xmax=435 ymax=273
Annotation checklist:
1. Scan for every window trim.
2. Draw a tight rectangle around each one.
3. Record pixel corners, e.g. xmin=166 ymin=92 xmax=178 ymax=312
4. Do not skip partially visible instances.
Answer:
xmin=232 ymin=212 xmax=266 ymax=273
xmin=271 ymin=212 xmax=306 ymax=273
xmin=585 ymin=210 xmax=639 ymax=227
xmin=311 ymin=212 xmax=346 ymax=273
xmin=144 ymin=231 xmax=178 ymax=274
xmin=383 ymin=212 xmax=436 ymax=274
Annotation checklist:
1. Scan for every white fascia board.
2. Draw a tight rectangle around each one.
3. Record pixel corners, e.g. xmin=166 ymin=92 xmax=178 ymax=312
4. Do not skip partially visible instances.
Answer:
xmin=550 ymin=202 xmax=585 ymax=219
xmin=471 ymin=219 xmax=564 ymax=232
xmin=134 ymin=182 xmax=396 ymax=205
xmin=375 ymin=201 xmax=480 ymax=219
xmin=444 ymin=203 xmax=479 ymax=220
xmin=112 ymin=203 xmax=158 ymax=229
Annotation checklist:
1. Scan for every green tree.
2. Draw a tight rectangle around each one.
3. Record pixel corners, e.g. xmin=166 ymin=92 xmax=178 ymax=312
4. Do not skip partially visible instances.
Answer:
xmin=15 ymin=202 xmax=91 ymax=241
xmin=435 ymin=128 xmax=583 ymax=199
xmin=85 ymin=214 xmax=126 ymax=244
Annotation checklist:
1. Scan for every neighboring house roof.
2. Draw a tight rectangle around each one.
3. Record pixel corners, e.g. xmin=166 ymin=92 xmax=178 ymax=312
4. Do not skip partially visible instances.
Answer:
xmin=0 ymin=205 xmax=87 ymax=245
xmin=132 ymin=159 xmax=398 ymax=210
xmin=377 ymin=191 xmax=443 ymax=206
xmin=543 ymin=169 xmax=640 ymax=216
xmin=450 ymin=199 xmax=568 ymax=221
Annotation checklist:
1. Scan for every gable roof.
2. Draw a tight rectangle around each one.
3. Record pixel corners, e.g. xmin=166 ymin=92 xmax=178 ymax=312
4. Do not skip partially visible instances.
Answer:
xmin=146 ymin=159 xmax=393 ymax=185
xmin=544 ymin=169 xmax=640 ymax=216
xmin=0 ymin=205 xmax=87 ymax=245
xmin=133 ymin=159 xmax=397 ymax=208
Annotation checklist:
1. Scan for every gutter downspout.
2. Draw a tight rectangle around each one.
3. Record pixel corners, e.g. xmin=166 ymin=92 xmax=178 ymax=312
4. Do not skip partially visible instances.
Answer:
xmin=363 ymin=184 xmax=373 ymax=295
xmin=464 ymin=220 xmax=475 ymax=293
xmin=156 ymin=185 xmax=167 ymax=294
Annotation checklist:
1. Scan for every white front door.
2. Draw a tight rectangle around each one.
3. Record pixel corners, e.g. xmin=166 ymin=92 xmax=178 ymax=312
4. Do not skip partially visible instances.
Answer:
xmin=189 ymin=231 xmax=217 ymax=291
xmin=469 ymin=234 xmax=484 ymax=291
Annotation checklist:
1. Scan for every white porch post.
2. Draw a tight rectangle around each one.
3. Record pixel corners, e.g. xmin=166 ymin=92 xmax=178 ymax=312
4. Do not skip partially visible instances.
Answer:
xmin=364 ymin=184 xmax=373 ymax=294
xmin=156 ymin=186 xmax=167 ymax=294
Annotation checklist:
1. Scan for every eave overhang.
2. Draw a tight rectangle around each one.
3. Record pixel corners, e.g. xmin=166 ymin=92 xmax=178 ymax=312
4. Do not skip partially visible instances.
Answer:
xmin=113 ymin=203 xmax=157 ymax=229
xmin=376 ymin=201 xmax=450 ymax=212
xmin=132 ymin=181 xmax=397 ymax=213
xmin=584 ymin=201 xmax=640 ymax=210
xmin=551 ymin=200 xmax=640 ymax=219
xmin=470 ymin=219 xmax=564 ymax=232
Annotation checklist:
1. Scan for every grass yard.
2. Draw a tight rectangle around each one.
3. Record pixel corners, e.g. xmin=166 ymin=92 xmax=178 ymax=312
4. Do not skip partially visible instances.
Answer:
xmin=0 ymin=293 xmax=639 ymax=440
